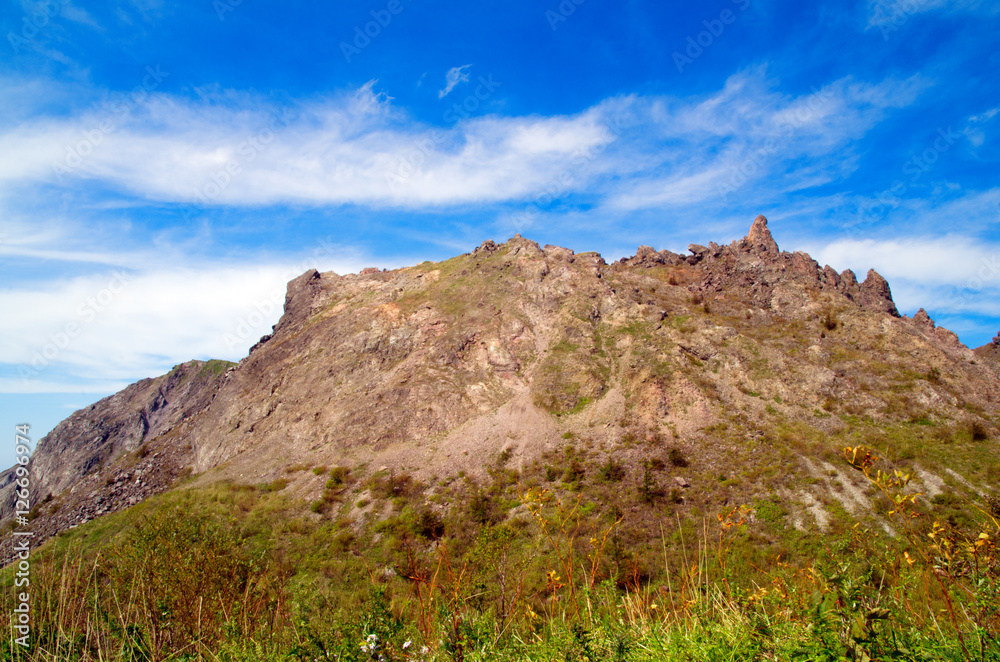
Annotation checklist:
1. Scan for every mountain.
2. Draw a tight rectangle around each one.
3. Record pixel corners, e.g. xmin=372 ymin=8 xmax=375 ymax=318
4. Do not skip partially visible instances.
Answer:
xmin=3 ymin=215 xmax=999 ymax=559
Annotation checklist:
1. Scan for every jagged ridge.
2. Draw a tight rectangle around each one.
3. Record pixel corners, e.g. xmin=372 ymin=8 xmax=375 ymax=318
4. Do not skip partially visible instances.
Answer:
xmin=4 ymin=216 xmax=999 ymax=556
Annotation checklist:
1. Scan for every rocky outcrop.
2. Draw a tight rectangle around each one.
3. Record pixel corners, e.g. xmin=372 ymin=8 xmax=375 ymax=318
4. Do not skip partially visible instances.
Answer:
xmin=0 ymin=360 xmax=232 ymax=524
xmin=747 ymin=214 xmax=779 ymax=254
xmin=913 ymin=308 xmax=935 ymax=329
xmin=859 ymin=270 xmax=901 ymax=317
xmin=5 ymin=215 xmax=997 ymax=551
xmin=975 ymin=330 xmax=1000 ymax=363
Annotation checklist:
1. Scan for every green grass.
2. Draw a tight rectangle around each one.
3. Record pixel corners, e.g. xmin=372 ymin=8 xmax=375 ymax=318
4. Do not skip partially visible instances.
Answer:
xmin=3 ymin=423 xmax=999 ymax=661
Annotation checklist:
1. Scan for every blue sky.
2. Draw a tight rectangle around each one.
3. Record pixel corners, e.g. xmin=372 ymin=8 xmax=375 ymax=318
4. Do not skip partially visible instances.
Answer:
xmin=1 ymin=0 xmax=999 ymax=466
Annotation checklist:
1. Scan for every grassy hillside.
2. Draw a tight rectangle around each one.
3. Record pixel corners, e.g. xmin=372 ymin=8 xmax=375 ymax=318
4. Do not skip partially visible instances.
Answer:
xmin=4 ymin=436 xmax=998 ymax=661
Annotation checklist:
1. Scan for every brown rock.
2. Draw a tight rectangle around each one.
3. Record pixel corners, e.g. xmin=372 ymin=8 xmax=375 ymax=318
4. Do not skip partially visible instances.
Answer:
xmin=634 ymin=245 xmax=665 ymax=266
xmin=273 ymin=269 xmax=324 ymax=338
xmin=791 ymin=252 xmax=820 ymax=279
xmin=822 ymin=265 xmax=841 ymax=287
xmin=913 ymin=308 xmax=936 ymax=329
xmin=859 ymin=269 xmax=900 ymax=317
xmin=747 ymin=215 xmax=779 ymax=254
xmin=543 ymin=245 xmax=575 ymax=262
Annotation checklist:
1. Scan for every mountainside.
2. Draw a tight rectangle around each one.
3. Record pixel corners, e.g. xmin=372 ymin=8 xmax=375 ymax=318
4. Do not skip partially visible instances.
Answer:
xmin=4 ymin=216 xmax=1000 ymax=557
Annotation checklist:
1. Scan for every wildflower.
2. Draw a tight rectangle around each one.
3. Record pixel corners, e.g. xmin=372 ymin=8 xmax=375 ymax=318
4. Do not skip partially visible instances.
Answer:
xmin=361 ymin=633 xmax=380 ymax=654
xmin=403 ymin=640 xmax=412 ymax=649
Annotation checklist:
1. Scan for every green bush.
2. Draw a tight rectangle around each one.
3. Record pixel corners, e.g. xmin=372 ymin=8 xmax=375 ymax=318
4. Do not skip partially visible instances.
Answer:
xmin=598 ymin=458 xmax=627 ymax=483
xmin=668 ymin=448 xmax=689 ymax=468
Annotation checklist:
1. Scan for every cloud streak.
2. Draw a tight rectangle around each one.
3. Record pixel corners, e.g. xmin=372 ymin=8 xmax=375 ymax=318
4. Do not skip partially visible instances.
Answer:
xmin=0 ymin=70 xmax=927 ymax=212
xmin=439 ymin=64 xmax=472 ymax=98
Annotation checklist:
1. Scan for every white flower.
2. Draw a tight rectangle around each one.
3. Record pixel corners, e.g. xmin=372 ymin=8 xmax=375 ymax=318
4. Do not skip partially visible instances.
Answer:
xmin=403 ymin=640 xmax=412 ymax=649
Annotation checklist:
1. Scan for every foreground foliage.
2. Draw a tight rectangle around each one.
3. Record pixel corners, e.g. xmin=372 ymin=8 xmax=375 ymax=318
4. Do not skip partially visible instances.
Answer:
xmin=3 ymin=447 xmax=999 ymax=661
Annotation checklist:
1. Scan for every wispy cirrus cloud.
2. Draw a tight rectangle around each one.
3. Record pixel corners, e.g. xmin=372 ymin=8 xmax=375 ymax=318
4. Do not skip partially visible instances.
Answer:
xmin=0 ymin=70 xmax=929 ymax=213
xmin=866 ymin=0 xmax=1000 ymax=29
xmin=439 ymin=64 xmax=472 ymax=98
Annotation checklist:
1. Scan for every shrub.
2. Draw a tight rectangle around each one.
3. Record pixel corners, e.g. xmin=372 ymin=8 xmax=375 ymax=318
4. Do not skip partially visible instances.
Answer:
xmin=598 ymin=458 xmax=626 ymax=483
xmin=104 ymin=510 xmax=285 ymax=653
xmin=327 ymin=466 xmax=352 ymax=487
xmin=562 ymin=459 xmax=585 ymax=485
xmin=668 ymin=448 xmax=689 ymax=468
xmin=469 ymin=489 xmax=503 ymax=526
xmin=412 ymin=508 xmax=445 ymax=540
xmin=266 ymin=477 xmax=289 ymax=492
xmin=367 ymin=471 xmax=416 ymax=499
xmin=969 ymin=420 xmax=990 ymax=442
xmin=638 ymin=466 xmax=664 ymax=503
xmin=646 ymin=457 xmax=666 ymax=471
xmin=312 ymin=465 xmax=328 ymax=475
xmin=987 ymin=493 xmax=1000 ymax=520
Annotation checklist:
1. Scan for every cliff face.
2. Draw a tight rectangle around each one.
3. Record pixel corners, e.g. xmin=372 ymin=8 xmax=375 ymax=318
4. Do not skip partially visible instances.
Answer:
xmin=5 ymin=216 xmax=999 ymax=552
xmin=0 ymin=360 xmax=233 ymax=528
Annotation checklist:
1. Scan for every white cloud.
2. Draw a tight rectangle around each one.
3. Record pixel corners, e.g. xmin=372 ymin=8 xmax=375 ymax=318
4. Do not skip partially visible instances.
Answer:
xmin=808 ymin=234 xmax=1000 ymax=320
xmin=0 ymin=244 xmax=380 ymax=392
xmin=439 ymin=64 xmax=472 ymax=99
xmin=0 ymin=70 xmax=926 ymax=213
xmin=605 ymin=72 xmax=927 ymax=210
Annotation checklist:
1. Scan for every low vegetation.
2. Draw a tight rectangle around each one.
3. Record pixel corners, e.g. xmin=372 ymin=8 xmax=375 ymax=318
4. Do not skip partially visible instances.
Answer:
xmin=4 ymin=439 xmax=999 ymax=662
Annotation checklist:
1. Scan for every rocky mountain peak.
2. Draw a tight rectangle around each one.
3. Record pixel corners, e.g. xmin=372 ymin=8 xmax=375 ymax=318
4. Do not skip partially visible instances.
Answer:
xmin=860 ymin=269 xmax=900 ymax=318
xmin=747 ymin=214 xmax=779 ymax=254
xmin=913 ymin=308 xmax=935 ymax=328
